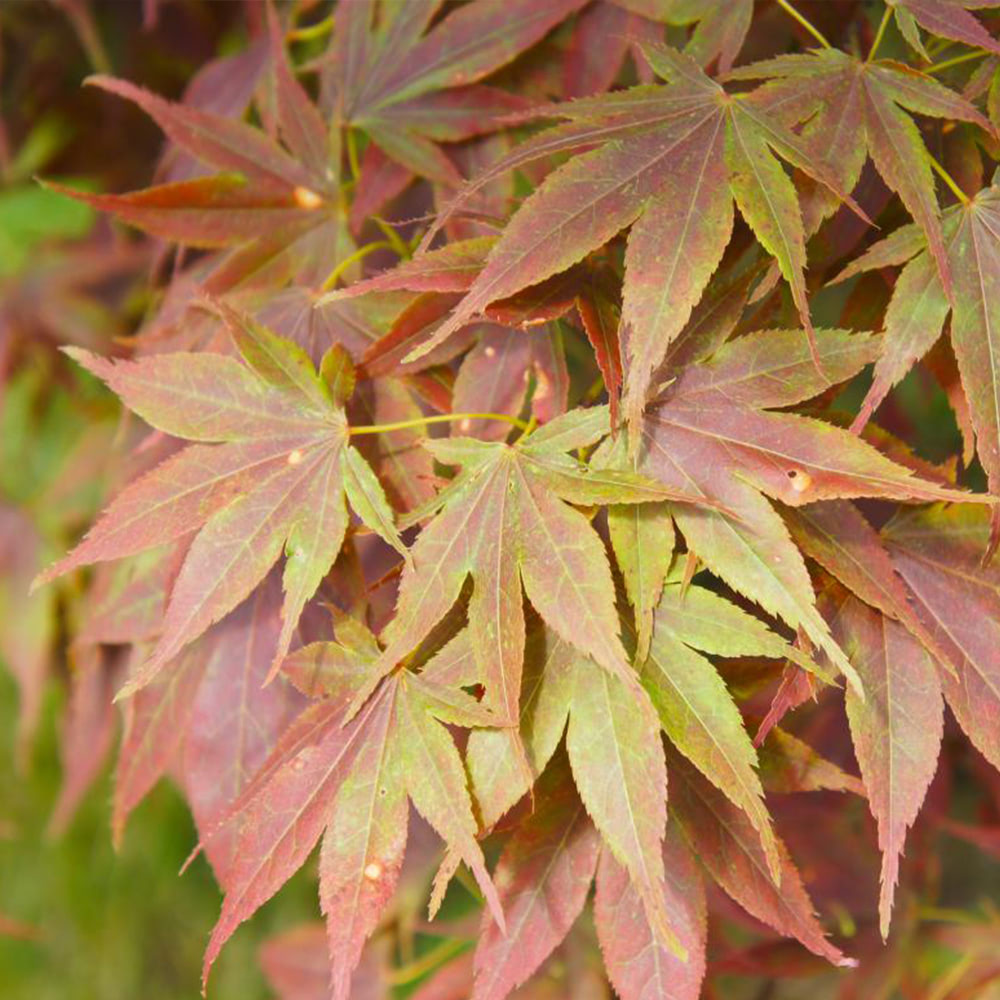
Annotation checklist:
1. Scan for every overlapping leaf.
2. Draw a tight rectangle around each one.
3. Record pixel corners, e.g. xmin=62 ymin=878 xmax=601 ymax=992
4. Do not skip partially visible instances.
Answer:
xmin=472 ymin=753 xmax=599 ymax=1000
xmin=200 ymin=632 xmax=503 ymax=998
xmin=594 ymin=824 xmax=707 ymax=1000
xmin=666 ymin=744 xmax=852 ymax=968
xmin=45 ymin=42 xmax=345 ymax=290
xmin=365 ymin=406 xmax=721 ymax=726
xmin=326 ymin=0 xmax=584 ymax=185
xmin=834 ymin=185 xmax=1000 ymax=540
xmin=890 ymin=0 xmax=1000 ymax=59
xmin=606 ymin=326 xmax=978 ymax=691
xmin=882 ymin=504 xmax=1000 ymax=771
xmin=824 ymin=580 xmax=944 ymax=939
xmin=410 ymin=44 xmax=868 ymax=442
xmin=36 ymin=308 xmax=405 ymax=692
xmin=732 ymin=48 xmax=993 ymax=295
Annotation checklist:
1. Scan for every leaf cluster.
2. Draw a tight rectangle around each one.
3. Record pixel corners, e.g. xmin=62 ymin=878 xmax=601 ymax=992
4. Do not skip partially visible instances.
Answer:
xmin=18 ymin=1 xmax=1000 ymax=998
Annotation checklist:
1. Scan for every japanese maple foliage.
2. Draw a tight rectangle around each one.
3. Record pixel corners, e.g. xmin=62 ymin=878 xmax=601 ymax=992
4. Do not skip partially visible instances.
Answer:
xmin=16 ymin=0 xmax=1000 ymax=998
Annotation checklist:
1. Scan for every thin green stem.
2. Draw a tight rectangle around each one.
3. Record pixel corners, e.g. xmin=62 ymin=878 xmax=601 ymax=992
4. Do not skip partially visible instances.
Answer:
xmin=516 ymin=412 xmax=538 ymax=442
xmin=371 ymin=215 xmax=412 ymax=260
xmin=867 ymin=4 xmax=893 ymax=63
xmin=320 ymin=241 xmax=396 ymax=291
xmin=927 ymin=151 xmax=970 ymax=205
xmin=772 ymin=0 xmax=831 ymax=49
xmin=349 ymin=412 xmax=529 ymax=436
xmin=345 ymin=126 xmax=361 ymax=182
xmin=287 ymin=13 xmax=335 ymax=43
xmin=385 ymin=939 xmax=468 ymax=986
xmin=927 ymin=49 xmax=987 ymax=75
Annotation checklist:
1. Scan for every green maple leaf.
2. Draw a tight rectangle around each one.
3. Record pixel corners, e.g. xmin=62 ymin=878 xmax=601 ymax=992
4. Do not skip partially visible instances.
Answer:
xmin=360 ymin=405 xmax=722 ymax=726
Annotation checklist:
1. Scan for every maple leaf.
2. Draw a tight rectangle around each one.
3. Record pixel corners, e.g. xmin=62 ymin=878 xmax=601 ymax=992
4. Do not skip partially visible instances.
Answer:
xmin=756 ymin=727 xmax=866 ymax=797
xmin=601 ymin=326 xmax=977 ymax=692
xmin=594 ymin=823 xmax=708 ymax=1000
xmin=659 ymin=0 xmax=755 ymax=75
xmin=666 ymin=744 xmax=853 ymax=967
xmin=889 ymin=0 xmax=1000 ymax=60
xmin=449 ymin=322 xmax=570 ymax=440
xmin=326 ymin=0 xmax=585 ymax=185
xmin=199 ymin=634 xmax=504 ymax=998
xmin=634 ymin=565 xmax=817 ymax=876
xmin=360 ymin=405 xmax=723 ymax=728
xmin=36 ymin=306 xmax=406 ymax=693
xmin=782 ymin=499 xmax=956 ymax=671
xmin=44 ymin=54 xmax=346 ymax=290
xmin=823 ymin=579 xmax=944 ymax=940
xmin=833 ymin=184 xmax=1000 ymax=544
xmin=411 ymin=44 xmax=867 ymax=441
xmin=112 ymin=567 xmax=303 ymax=878
xmin=452 ymin=618 xmax=677 ymax=956
xmin=471 ymin=752 xmax=600 ymax=1000
xmin=882 ymin=504 xmax=1000 ymax=772
xmin=730 ymin=48 xmax=993 ymax=297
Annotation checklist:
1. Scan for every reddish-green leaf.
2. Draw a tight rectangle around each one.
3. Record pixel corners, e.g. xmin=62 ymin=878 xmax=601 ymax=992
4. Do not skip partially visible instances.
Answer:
xmin=472 ymin=754 xmax=600 ymax=1000
xmin=594 ymin=824 xmax=707 ymax=1000
xmin=883 ymin=505 xmax=1000 ymax=771
xmin=38 ymin=313 xmax=402 ymax=692
xmin=667 ymin=745 xmax=853 ymax=968
xmin=826 ymin=584 xmax=944 ymax=939
xmin=366 ymin=407 xmax=720 ymax=726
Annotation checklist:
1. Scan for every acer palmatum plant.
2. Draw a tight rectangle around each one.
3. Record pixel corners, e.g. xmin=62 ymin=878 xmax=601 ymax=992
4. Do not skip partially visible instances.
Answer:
xmin=10 ymin=0 xmax=1000 ymax=996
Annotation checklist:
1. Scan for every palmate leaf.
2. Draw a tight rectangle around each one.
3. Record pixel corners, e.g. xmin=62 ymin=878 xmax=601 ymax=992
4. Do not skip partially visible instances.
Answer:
xmin=465 ymin=603 xmax=788 ymax=959
xmin=782 ymin=499 xmax=956 ymax=672
xmin=731 ymin=48 xmax=994 ymax=298
xmin=834 ymin=185 xmax=1000 ymax=542
xmin=594 ymin=823 xmax=708 ymax=1000
xmin=327 ymin=0 xmax=584 ymax=185
xmin=409 ymin=44 xmax=867 ymax=443
xmin=361 ymin=405 xmax=722 ymax=727
xmin=449 ymin=619 xmax=676 ymax=957
xmin=637 ymin=567 xmax=823 ymax=877
xmin=45 ymin=60 xmax=346 ymax=290
xmin=197 ymin=628 xmax=503 ymax=998
xmin=113 ymin=567 xmax=304 ymax=877
xmin=604 ymin=326 xmax=979 ymax=692
xmin=666 ymin=744 xmax=852 ymax=968
xmin=36 ymin=308 xmax=405 ymax=694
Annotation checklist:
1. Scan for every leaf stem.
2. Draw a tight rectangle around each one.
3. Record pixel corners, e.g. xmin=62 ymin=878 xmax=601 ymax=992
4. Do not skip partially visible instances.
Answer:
xmin=286 ymin=13 xmax=335 ymax=43
xmin=349 ymin=412 xmax=529 ymax=436
xmin=772 ymin=0 xmax=831 ymax=49
xmin=384 ymin=938 xmax=468 ymax=986
xmin=371 ymin=215 xmax=412 ymax=260
xmin=320 ymin=241 xmax=396 ymax=291
xmin=867 ymin=4 xmax=893 ymax=63
xmin=927 ymin=50 xmax=987 ymax=75
xmin=345 ymin=126 xmax=361 ymax=182
xmin=927 ymin=151 xmax=971 ymax=205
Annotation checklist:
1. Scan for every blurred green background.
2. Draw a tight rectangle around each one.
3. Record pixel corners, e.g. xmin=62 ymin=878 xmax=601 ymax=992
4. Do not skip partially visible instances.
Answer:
xmin=0 ymin=674 xmax=319 ymax=1000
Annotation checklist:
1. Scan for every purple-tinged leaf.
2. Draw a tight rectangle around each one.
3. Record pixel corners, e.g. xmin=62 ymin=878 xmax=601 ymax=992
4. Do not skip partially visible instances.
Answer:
xmin=594 ymin=824 xmax=707 ymax=1000
xmin=472 ymin=755 xmax=600 ymax=1000
xmin=667 ymin=745 xmax=853 ymax=968
xmin=827 ymin=586 xmax=943 ymax=938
